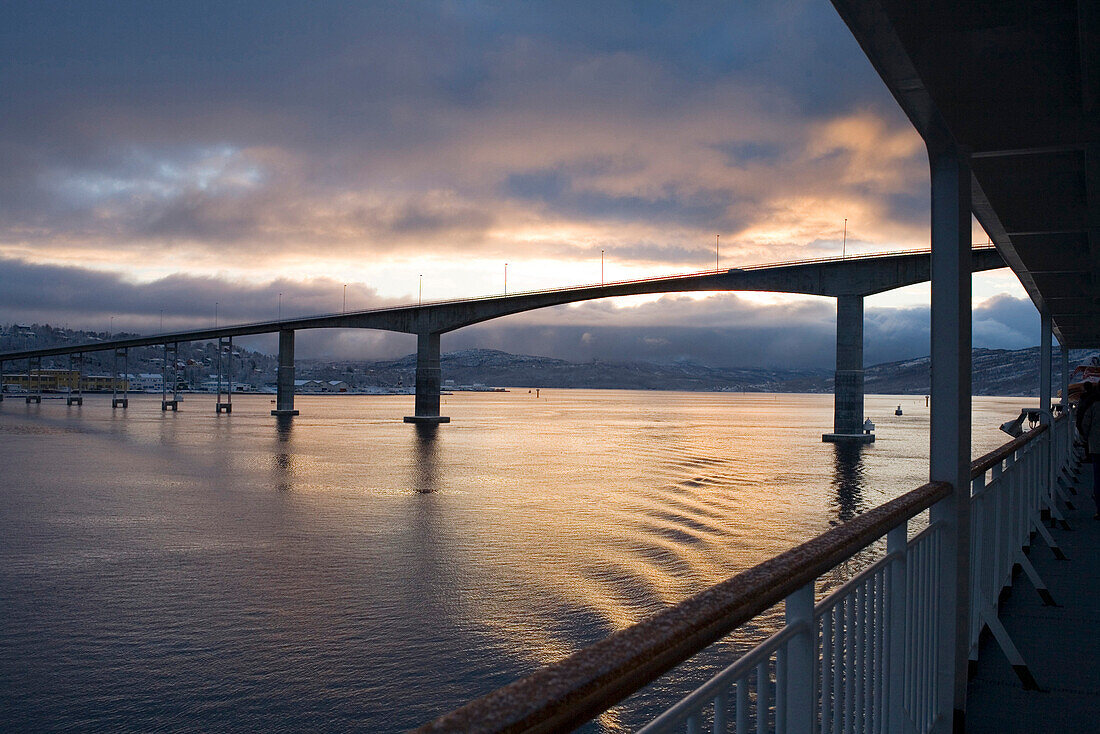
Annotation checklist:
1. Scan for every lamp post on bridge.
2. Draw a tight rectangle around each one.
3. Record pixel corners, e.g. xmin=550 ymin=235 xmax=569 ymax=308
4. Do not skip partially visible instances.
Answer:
xmin=601 ymin=249 xmax=604 ymax=283
xmin=504 ymin=263 xmax=508 ymax=295
xmin=343 ymin=284 xmax=347 ymax=313
xmin=419 ymin=275 xmax=422 ymax=306
xmin=278 ymin=293 xmax=282 ymax=322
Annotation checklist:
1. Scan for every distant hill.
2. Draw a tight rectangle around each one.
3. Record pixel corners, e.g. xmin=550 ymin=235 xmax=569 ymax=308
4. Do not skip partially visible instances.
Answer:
xmin=337 ymin=349 xmax=831 ymax=392
xmin=7 ymin=323 xmax=1092 ymax=396
xmin=855 ymin=347 xmax=1092 ymax=397
xmin=307 ymin=346 xmax=1097 ymax=396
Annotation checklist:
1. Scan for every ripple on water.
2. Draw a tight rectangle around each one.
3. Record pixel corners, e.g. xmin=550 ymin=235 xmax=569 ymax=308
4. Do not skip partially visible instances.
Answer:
xmin=0 ymin=391 xmax=1027 ymax=732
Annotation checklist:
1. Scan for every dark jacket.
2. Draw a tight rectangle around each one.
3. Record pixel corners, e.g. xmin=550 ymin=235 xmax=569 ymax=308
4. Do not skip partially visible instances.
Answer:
xmin=1081 ymin=401 xmax=1100 ymax=455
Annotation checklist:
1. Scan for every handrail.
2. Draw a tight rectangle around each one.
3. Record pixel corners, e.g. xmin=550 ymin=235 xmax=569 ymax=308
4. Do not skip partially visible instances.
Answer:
xmin=969 ymin=412 xmax=1066 ymax=480
xmin=641 ymin=622 xmax=805 ymax=733
xmin=415 ymin=480 xmax=951 ymax=734
xmin=970 ymin=423 xmax=1049 ymax=479
xmin=418 ymin=405 xmax=1053 ymax=732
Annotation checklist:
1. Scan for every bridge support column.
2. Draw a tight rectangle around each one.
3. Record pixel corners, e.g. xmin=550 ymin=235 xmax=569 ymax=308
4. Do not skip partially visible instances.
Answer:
xmin=404 ymin=331 xmax=449 ymax=424
xmin=161 ymin=343 xmax=179 ymax=411
xmin=823 ymin=294 xmax=871 ymax=443
xmin=112 ymin=348 xmax=128 ymax=408
xmin=271 ymin=329 xmax=299 ymax=416
xmin=216 ymin=336 xmax=233 ymax=414
xmin=0 ymin=360 xmax=4 ymax=402
xmin=26 ymin=356 xmax=41 ymax=404
xmin=66 ymin=352 xmax=83 ymax=406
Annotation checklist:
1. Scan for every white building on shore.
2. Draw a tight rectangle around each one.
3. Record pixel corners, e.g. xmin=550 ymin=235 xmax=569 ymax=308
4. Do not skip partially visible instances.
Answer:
xmin=126 ymin=373 xmax=164 ymax=392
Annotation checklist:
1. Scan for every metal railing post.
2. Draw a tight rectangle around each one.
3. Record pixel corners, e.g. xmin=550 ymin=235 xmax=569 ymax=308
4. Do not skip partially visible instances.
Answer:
xmin=887 ymin=522 xmax=908 ymax=728
xmin=784 ymin=583 xmax=814 ymax=732
xmin=968 ymin=472 xmax=986 ymax=655
xmin=990 ymin=462 xmax=1005 ymax=592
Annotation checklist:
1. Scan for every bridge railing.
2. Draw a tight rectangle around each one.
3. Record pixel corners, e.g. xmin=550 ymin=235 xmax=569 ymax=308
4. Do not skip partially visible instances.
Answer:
xmin=417 ymin=414 xmax=1070 ymax=734
xmin=186 ymin=247 xmax=950 ymax=328
xmin=291 ymin=246 xmax=964 ymax=320
xmin=347 ymin=244 xmax=995 ymax=316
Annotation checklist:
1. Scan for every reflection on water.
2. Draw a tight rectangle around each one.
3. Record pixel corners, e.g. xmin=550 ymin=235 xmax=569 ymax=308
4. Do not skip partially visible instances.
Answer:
xmin=0 ymin=391 xmax=1027 ymax=732
xmin=830 ymin=443 xmax=867 ymax=524
xmin=412 ymin=423 xmax=440 ymax=493
xmin=272 ymin=415 xmax=294 ymax=492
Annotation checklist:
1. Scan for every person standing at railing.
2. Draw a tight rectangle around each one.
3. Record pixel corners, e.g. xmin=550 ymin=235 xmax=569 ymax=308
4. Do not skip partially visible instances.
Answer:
xmin=1077 ymin=382 xmax=1100 ymax=519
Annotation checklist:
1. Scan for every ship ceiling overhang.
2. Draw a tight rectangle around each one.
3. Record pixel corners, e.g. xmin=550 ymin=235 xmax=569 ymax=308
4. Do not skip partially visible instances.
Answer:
xmin=831 ymin=0 xmax=1100 ymax=347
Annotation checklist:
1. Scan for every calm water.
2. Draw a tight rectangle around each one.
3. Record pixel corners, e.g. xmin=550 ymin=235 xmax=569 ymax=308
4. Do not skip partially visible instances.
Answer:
xmin=0 ymin=390 xmax=1028 ymax=731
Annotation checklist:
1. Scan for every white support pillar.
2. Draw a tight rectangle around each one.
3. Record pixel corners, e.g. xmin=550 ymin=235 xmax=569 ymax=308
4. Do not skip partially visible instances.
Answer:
xmin=1040 ymin=311 xmax=1055 ymax=511
xmin=887 ymin=522 xmax=908 ymax=725
xmin=927 ymin=143 xmax=971 ymax=730
xmin=1040 ymin=310 xmax=1052 ymax=418
xmin=1061 ymin=340 xmax=1071 ymax=455
xmin=1060 ymin=339 xmax=1070 ymax=409
xmin=784 ymin=583 xmax=814 ymax=731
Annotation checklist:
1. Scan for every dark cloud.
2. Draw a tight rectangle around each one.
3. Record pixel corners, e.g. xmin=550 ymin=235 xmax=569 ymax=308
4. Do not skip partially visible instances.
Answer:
xmin=712 ymin=141 xmax=785 ymax=167
xmin=881 ymin=191 xmax=930 ymax=228
xmin=0 ymin=257 xmax=391 ymax=333
xmin=0 ymin=0 xmax=921 ymax=268
xmin=973 ymin=293 xmax=1040 ymax=348
xmin=504 ymin=168 xmax=734 ymax=228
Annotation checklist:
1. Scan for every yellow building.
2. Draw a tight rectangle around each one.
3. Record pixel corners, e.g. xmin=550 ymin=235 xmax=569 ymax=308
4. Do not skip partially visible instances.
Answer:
xmin=2 ymin=369 xmax=128 ymax=392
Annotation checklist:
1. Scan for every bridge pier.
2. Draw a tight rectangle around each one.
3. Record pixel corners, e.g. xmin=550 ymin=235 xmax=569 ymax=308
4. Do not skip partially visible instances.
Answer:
xmin=404 ymin=331 xmax=449 ymax=424
xmin=271 ymin=329 xmax=299 ymax=416
xmin=112 ymin=348 xmax=128 ymax=408
xmin=216 ymin=336 xmax=233 ymax=414
xmin=161 ymin=343 xmax=180 ymax=411
xmin=26 ymin=356 xmax=42 ymax=403
xmin=66 ymin=352 xmax=83 ymax=406
xmin=823 ymin=294 xmax=872 ymax=443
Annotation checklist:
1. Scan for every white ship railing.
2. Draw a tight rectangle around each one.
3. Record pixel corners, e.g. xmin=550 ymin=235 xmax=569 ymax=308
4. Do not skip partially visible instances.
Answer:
xmin=640 ymin=417 xmax=1071 ymax=734
xmin=418 ymin=414 xmax=1076 ymax=733
xmin=639 ymin=509 xmax=944 ymax=734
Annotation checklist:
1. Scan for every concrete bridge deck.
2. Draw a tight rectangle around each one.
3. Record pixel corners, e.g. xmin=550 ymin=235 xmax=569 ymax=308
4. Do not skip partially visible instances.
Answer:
xmin=0 ymin=247 xmax=1002 ymax=361
xmin=0 ymin=247 xmax=1005 ymax=430
xmin=966 ymin=472 xmax=1100 ymax=732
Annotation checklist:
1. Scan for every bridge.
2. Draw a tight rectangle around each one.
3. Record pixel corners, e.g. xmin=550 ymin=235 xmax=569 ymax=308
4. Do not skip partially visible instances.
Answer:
xmin=0 ymin=247 xmax=1004 ymax=440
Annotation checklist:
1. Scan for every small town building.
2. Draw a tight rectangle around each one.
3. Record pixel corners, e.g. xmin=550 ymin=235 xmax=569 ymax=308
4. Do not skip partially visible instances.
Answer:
xmin=2 ymin=369 xmax=128 ymax=392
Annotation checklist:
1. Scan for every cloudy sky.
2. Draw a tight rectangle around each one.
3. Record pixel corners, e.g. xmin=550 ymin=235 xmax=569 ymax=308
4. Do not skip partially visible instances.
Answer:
xmin=1 ymin=1 xmax=1037 ymax=367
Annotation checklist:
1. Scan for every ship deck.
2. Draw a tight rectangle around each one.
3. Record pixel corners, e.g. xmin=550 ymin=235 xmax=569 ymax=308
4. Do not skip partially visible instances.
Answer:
xmin=967 ymin=466 xmax=1100 ymax=731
